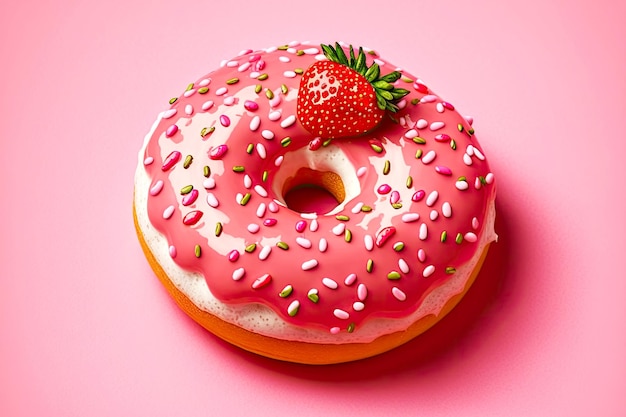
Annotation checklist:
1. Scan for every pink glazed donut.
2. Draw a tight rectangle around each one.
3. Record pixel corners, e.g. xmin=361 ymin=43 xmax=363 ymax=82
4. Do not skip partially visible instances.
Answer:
xmin=133 ymin=41 xmax=497 ymax=364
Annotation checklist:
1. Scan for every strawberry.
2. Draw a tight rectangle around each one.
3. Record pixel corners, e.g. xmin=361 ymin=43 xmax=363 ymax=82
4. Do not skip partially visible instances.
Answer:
xmin=297 ymin=43 xmax=409 ymax=139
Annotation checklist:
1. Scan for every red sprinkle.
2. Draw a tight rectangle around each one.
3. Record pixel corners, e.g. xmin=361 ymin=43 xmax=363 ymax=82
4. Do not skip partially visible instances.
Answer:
xmin=414 ymin=81 xmax=429 ymax=94
xmin=375 ymin=226 xmax=396 ymax=248
xmin=244 ymin=100 xmax=259 ymax=111
xmin=263 ymin=218 xmax=278 ymax=227
xmin=377 ymin=184 xmax=392 ymax=194
xmin=161 ymin=150 xmax=181 ymax=171
xmin=182 ymin=210 xmax=203 ymax=225
xmin=252 ymin=273 xmax=272 ymax=289
xmin=412 ymin=190 xmax=426 ymax=202
xmin=308 ymin=137 xmax=322 ymax=151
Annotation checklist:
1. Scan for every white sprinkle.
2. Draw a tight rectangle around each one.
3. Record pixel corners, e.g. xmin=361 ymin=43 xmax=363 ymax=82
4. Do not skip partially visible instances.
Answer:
xmin=302 ymin=259 xmax=319 ymax=270
xmin=301 ymin=212 xmax=317 ymax=220
xmin=256 ymin=143 xmax=267 ymax=159
xmin=280 ymin=114 xmax=296 ymax=128
xmin=430 ymin=121 xmax=445 ymax=131
xmin=269 ymin=95 xmax=281 ymax=108
xmin=442 ymin=202 xmax=452 ymax=218
xmin=345 ymin=273 xmax=357 ymax=286
xmin=256 ymin=203 xmax=266 ymax=218
xmin=303 ymin=47 xmax=320 ymax=55
xmin=419 ymin=223 xmax=428 ymax=240
xmin=430 ymin=210 xmax=439 ymax=221
xmin=392 ymin=287 xmax=407 ymax=301
xmin=287 ymin=300 xmax=300 ymax=316
xmin=283 ymin=70 xmax=297 ymax=78
xmin=249 ymin=71 xmax=261 ymax=79
xmin=420 ymin=94 xmax=437 ymax=103
xmin=259 ymin=245 xmax=272 ymax=260
xmin=310 ymin=219 xmax=319 ymax=231
xmin=322 ymin=277 xmax=338 ymax=289
xmin=364 ymin=234 xmax=374 ymax=251
xmin=268 ymin=201 xmax=279 ymax=213
xmin=426 ymin=190 xmax=439 ymax=207
xmin=463 ymin=153 xmax=473 ymax=166
xmin=486 ymin=172 xmax=495 ymax=184
xmin=436 ymin=102 xmax=444 ymax=113
xmin=163 ymin=205 xmax=175 ymax=219
xmin=235 ymin=193 xmax=243 ymax=204
xmin=404 ymin=129 xmax=418 ymax=139
xmin=464 ymin=232 xmax=478 ymax=243
xmin=238 ymin=62 xmax=251 ymax=72
xmin=232 ymin=267 xmax=245 ymax=281
xmin=183 ymin=88 xmax=196 ymax=97
xmin=416 ymin=119 xmax=428 ymax=129
xmin=279 ymin=56 xmax=291 ymax=62
xmin=162 ymin=108 xmax=177 ymax=119
xmin=150 ymin=180 xmax=164 ymax=196
xmin=356 ymin=166 xmax=367 ymax=177
xmin=401 ymin=212 xmax=420 ymax=223
xmin=223 ymin=96 xmax=235 ymax=106
xmin=466 ymin=145 xmax=475 ymax=156
xmin=184 ymin=104 xmax=193 ymax=115
xmin=215 ymin=87 xmax=227 ymax=96
xmin=202 ymin=100 xmax=214 ymax=111
xmin=254 ymin=184 xmax=268 ymax=197
xmin=143 ymin=156 xmax=154 ymax=165
xmin=318 ymin=238 xmax=328 ymax=252
xmin=203 ymin=178 xmax=216 ymax=189
xmin=206 ymin=193 xmax=219 ymax=208
xmin=247 ymin=223 xmax=260 ymax=234
xmin=418 ymin=248 xmax=426 ymax=262
xmin=455 ymin=181 xmax=469 ymax=191
xmin=423 ymin=265 xmax=436 ymax=278
xmin=475 ymin=177 xmax=483 ymax=189
xmin=296 ymin=237 xmax=312 ymax=249
xmin=398 ymin=259 xmax=410 ymax=274
xmin=268 ymin=110 xmax=282 ymax=121
xmin=351 ymin=202 xmax=364 ymax=214
xmin=421 ymin=150 xmax=436 ymax=164
xmin=244 ymin=174 xmax=252 ymax=189
xmin=249 ymin=115 xmax=261 ymax=131
xmin=474 ymin=147 xmax=485 ymax=160
xmin=261 ymin=129 xmax=275 ymax=140
xmin=332 ymin=223 xmax=346 ymax=235
xmin=357 ymin=283 xmax=368 ymax=301
xmin=274 ymin=155 xmax=284 ymax=166
xmin=333 ymin=309 xmax=350 ymax=320
xmin=197 ymin=78 xmax=211 ymax=87
xmin=353 ymin=302 xmax=365 ymax=312
xmin=226 ymin=60 xmax=238 ymax=67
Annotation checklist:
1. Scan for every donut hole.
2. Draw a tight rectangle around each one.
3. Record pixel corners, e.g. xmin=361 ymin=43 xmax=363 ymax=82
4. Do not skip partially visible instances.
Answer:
xmin=282 ymin=168 xmax=345 ymax=214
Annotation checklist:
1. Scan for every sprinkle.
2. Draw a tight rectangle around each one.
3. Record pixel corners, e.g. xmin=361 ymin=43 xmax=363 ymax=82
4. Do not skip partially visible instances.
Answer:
xmin=247 ymin=223 xmax=260 ymax=233
xmin=240 ymin=193 xmax=251 ymax=206
xmin=322 ymin=277 xmax=338 ymax=289
xmin=441 ymin=231 xmax=448 ymax=242
xmin=412 ymin=190 xmax=426 ymax=202
xmin=455 ymin=180 xmax=469 ymax=190
xmin=183 ymin=210 xmax=203 ymax=226
xmin=450 ymin=139 xmax=457 ymax=150
xmin=254 ymin=203 xmax=266 ymax=218
xmin=377 ymin=184 xmax=392 ymax=194
xmin=353 ymin=302 xmax=365 ymax=312
xmin=370 ymin=142 xmax=383 ymax=153
xmin=163 ymin=205 xmax=175 ymax=219
xmin=276 ymin=241 xmax=289 ymax=250
xmin=344 ymin=229 xmax=352 ymax=242
xmin=416 ymin=118 xmax=428 ymax=129
xmin=387 ymin=271 xmax=401 ymax=280
xmin=150 ymin=180 xmax=164 ymax=196
xmin=375 ymin=226 xmax=396 ymax=248
xmin=434 ymin=133 xmax=451 ymax=142
xmin=254 ymin=184 xmax=268 ymax=197
xmin=223 ymin=96 xmax=235 ymax=106
xmin=435 ymin=166 xmax=452 ymax=175
xmin=252 ymin=273 xmax=272 ymax=289
xmin=209 ymin=144 xmax=228 ymax=160
xmin=258 ymin=73 xmax=269 ymax=81
xmin=258 ymin=245 xmax=271 ymax=260
xmin=419 ymin=223 xmax=428 ymax=240
xmin=392 ymin=287 xmax=407 ymax=301
xmin=318 ymin=238 xmax=328 ymax=252
xmin=219 ymin=115 xmax=231 ymax=127
xmin=366 ymin=259 xmax=374 ymax=273
xmin=244 ymin=100 xmax=259 ymax=111
xmin=206 ymin=193 xmax=219 ymax=208
xmin=332 ymin=223 xmax=346 ymax=235
xmin=287 ymin=300 xmax=300 ymax=317
xmin=330 ymin=327 xmax=340 ymax=334
xmin=390 ymin=190 xmax=400 ymax=204
xmin=279 ymin=285 xmax=293 ymax=298
xmin=182 ymin=189 xmax=199 ymax=206
xmin=486 ymin=172 xmax=495 ymax=184
xmin=393 ymin=242 xmax=405 ymax=251
xmin=423 ymin=265 xmax=435 ymax=278
xmin=249 ymin=115 xmax=261 ymax=131
xmin=333 ymin=309 xmax=350 ymax=320
xmin=383 ymin=160 xmax=390 ymax=175
xmin=464 ymin=232 xmax=478 ymax=243
xmin=268 ymin=201 xmax=279 ymax=212
xmin=165 ymin=124 xmax=178 ymax=137
xmin=245 ymin=243 xmax=257 ymax=253
xmin=161 ymin=150 xmax=181 ymax=171
xmin=357 ymin=283 xmax=368 ymax=301
xmin=426 ymin=190 xmax=439 ymax=207
xmin=430 ymin=210 xmax=439 ymax=221
xmin=472 ymin=217 xmax=480 ymax=230
xmin=463 ymin=153 xmax=473 ymax=165
xmin=308 ymin=288 xmax=319 ymax=303
xmin=474 ymin=147 xmax=485 ymax=160
xmin=261 ymin=129 xmax=275 ymax=140
xmin=302 ymin=259 xmax=319 ymax=270
xmin=215 ymin=222 xmax=223 ymax=236
xmin=265 ymin=89 xmax=275 ymax=101
xmin=232 ymin=268 xmax=245 ymax=281
xmin=280 ymin=115 xmax=296 ymax=128
xmin=357 ymin=166 xmax=367 ymax=177
xmin=226 ymin=77 xmax=239 ymax=85
xmin=254 ymin=84 xmax=262 ymax=93
xmin=274 ymin=155 xmax=284 ymax=166
xmin=420 ymin=94 xmax=437 ymax=103
xmin=280 ymin=137 xmax=292 ymax=147
xmin=296 ymin=237 xmax=312 ymax=248
xmin=406 ymin=176 xmax=413 ymax=188
xmin=398 ymin=259 xmax=410 ymax=274
xmin=442 ymin=202 xmax=452 ymax=218
xmin=345 ymin=273 xmax=357 ymax=286
xmin=430 ymin=121 xmax=445 ymax=131
xmin=183 ymin=155 xmax=193 ymax=169
xmin=238 ymin=62 xmax=251 ymax=72
xmin=215 ymin=87 xmax=227 ymax=96
xmin=336 ymin=215 xmax=350 ymax=221
xmin=351 ymin=202 xmax=364 ymax=214
xmin=232 ymin=165 xmax=245 ymax=173
xmin=455 ymin=233 xmax=464 ymax=244
xmin=169 ymin=245 xmax=177 ymax=258
xmin=269 ymin=95 xmax=282 ymax=107
xmin=244 ymin=174 xmax=253 ymax=189
xmin=201 ymin=101 xmax=214 ymax=112
xmin=421 ymin=150 xmax=436 ymax=164
xmin=228 ymin=250 xmax=240 ymax=262
xmin=361 ymin=205 xmax=372 ymax=212
xmin=415 ymin=149 xmax=423 ymax=159
xmin=143 ymin=156 xmax=154 ymax=165
xmin=401 ymin=213 xmax=420 ymax=223
xmin=200 ymin=126 xmax=215 ymax=137
xmin=412 ymin=137 xmax=426 ymax=144
xmin=404 ymin=129 xmax=418 ymax=139
xmin=162 ymin=108 xmax=177 ymax=119
xmin=364 ymin=235 xmax=374 ymax=251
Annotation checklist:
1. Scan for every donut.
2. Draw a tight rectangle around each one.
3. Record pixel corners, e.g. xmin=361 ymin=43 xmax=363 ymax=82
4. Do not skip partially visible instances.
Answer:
xmin=133 ymin=41 xmax=497 ymax=364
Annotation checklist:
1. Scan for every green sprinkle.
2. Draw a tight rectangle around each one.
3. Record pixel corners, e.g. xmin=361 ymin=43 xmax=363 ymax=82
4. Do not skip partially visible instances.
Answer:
xmin=180 ymin=185 xmax=193 ymax=195
xmin=406 ymin=176 xmax=413 ymax=188
xmin=288 ymin=303 xmax=299 ymax=317
xmin=169 ymin=97 xmax=178 ymax=105
xmin=200 ymin=126 xmax=215 ymax=137
xmin=226 ymin=77 xmax=239 ymax=85
xmin=458 ymin=176 xmax=467 ymax=182
xmin=383 ymin=160 xmax=390 ymax=175
xmin=245 ymin=243 xmax=257 ymax=253
xmin=215 ymin=222 xmax=223 ymax=237
xmin=280 ymin=136 xmax=292 ymax=147
xmin=277 ymin=45 xmax=289 ymax=50
xmin=185 ymin=83 xmax=194 ymax=91
xmin=347 ymin=323 xmax=356 ymax=333
xmin=411 ymin=98 xmax=420 ymax=105
xmin=456 ymin=233 xmax=463 ymax=244
xmin=198 ymin=86 xmax=209 ymax=94
xmin=240 ymin=193 xmax=251 ymax=206
xmin=366 ymin=259 xmax=374 ymax=273
xmin=344 ymin=229 xmax=352 ymax=242
xmin=265 ymin=88 xmax=274 ymax=99
xmin=393 ymin=242 xmax=405 ymax=252
xmin=412 ymin=137 xmax=426 ymax=144
xmin=457 ymin=123 xmax=464 ymax=132
xmin=203 ymin=165 xmax=211 ymax=177
xmin=446 ymin=267 xmax=457 ymax=274
xmin=294 ymin=68 xmax=304 ymax=75
xmin=392 ymin=202 xmax=403 ymax=209
xmin=232 ymin=165 xmax=245 ymax=173
xmin=254 ymin=84 xmax=262 ymax=94
xmin=280 ymin=84 xmax=288 ymax=94
xmin=246 ymin=143 xmax=254 ymax=154
xmin=468 ymin=127 xmax=475 ymax=135
xmin=361 ymin=205 xmax=372 ymax=212
xmin=415 ymin=149 xmax=423 ymax=159
xmin=450 ymin=139 xmax=457 ymax=150
xmin=441 ymin=231 xmax=448 ymax=243
xmin=276 ymin=241 xmax=289 ymax=250
xmin=257 ymin=73 xmax=269 ymax=81
xmin=387 ymin=271 xmax=401 ymax=280
xmin=308 ymin=292 xmax=319 ymax=303
xmin=279 ymin=285 xmax=293 ymax=298
xmin=296 ymin=49 xmax=304 ymax=56
xmin=322 ymin=138 xmax=332 ymax=147
xmin=336 ymin=215 xmax=350 ymax=221
xmin=262 ymin=170 xmax=268 ymax=182
xmin=370 ymin=143 xmax=383 ymax=153
xmin=194 ymin=244 xmax=202 ymax=258
xmin=401 ymin=76 xmax=413 ymax=83
xmin=183 ymin=155 xmax=193 ymax=169
xmin=479 ymin=175 xmax=487 ymax=185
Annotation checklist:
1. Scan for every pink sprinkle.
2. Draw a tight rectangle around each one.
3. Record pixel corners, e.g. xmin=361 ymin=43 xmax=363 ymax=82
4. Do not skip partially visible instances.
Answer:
xmin=330 ymin=327 xmax=340 ymax=335
xmin=357 ymin=167 xmax=367 ymax=177
xmin=392 ymin=287 xmax=407 ymax=301
xmin=434 ymin=133 xmax=451 ymax=142
xmin=318 ymin=238 xmax=328 ymax=252
xmin=202 ymin=101 xmax=214 ymax=111
xmin=163 ymin=205 xmax=175 ymax=219
xmin=302 ymin=259 xmax=319 ymax=270
xmin=143 ymin=156 xmax=154 ymax=165
xmin=309 ymin=137 xmax=322 ymax=150
xmin=377 ymin=184 xmax=392 ymax=194
xmin=269 ymin=95 xmax=282 ymax=108
xmin=421 ymin=150 xmax=436 ymax=164
xmin=169 ymin=245 xmax=177 ymax=258
xmin=228 ymin=250 xmax=240 ymax=262
xmin=364 ymin=235 xmax=374 ymax=251
xmin=423 ymin=265 xmax=435 ymax=278
xmin=333 ymin=309 xmax=350 ymax=320
xmin=248 ymin=54 xmax=261 ymax=62
xmin=244 ymin=100 xmax=259 ymax=111
xmin=426 ymin=191 xmax=439 ymax=207
xmin=249 ymin=115 xmax=261 ymax=131
xmin=223 ymin=96 xmax=235 ymax=106
xmin=295 ymin=220 xmax=307 ymax=233
xmin=182 ymin=189 xmax=199 ymax=206
xmin=430 ymin=121 xmax=445 ymax=131
xmin=418 ymin=249 xmax=426 ymax=262
xmin=309 ymin=219 xmax=319 ymax=232
xmin=375 ymin=226 xmax=396 ymax=248
xmin=232 ymin=268 xmax=245 ymax=281
xmin=247 ymin=223 xmax=260 ymax=234
xmin=215 ymin=87 xmax=228 ymax=96
xmin=464 ymin=232 xmax=478 ymax=243
xmin=345 ymin=273 xmax=357 ymax=286
xmin=401 ymin=213 xmax=420 ymax=223
xmin=252 ymin=273 xmax=272 ymax=289
xmin=255 ymin=203 xmax=266 ymax=217
xmin=254 ymin=59 xmax=265 ymax=71
xmin=161 ymin=150 xmax=181 ymax=171
xmin=263 ymin=218 xmax=277 ymax=227
xmin=436 ymin=166 xmax=452 ymax=175
xmin=412 ymin=190 xmax=426 ymax=202
xmin=353 ymin=302 xmax=365 ymax=312
xmin=150 ymin=180 xmax=164 ymax=196
xmin=472 ymin=217 xmax=480 ymax=230
xmin=357 ymin=283 xmax=368 ymax=301
xmin=182 ymin=210 xmax=203 ymax=226
xmin=268 ymin=201 xmax=279 ymax=213
xmin=322 ymin=277 xmax=338 ymax=290
xmin=296 ymin=237 xmax=312 ymax=248
xmin=390 ymin=190 xmax=400 ymax=204
xmin=219 ymin=114 xmax=231 ymax=127
xmin=442 ymin=101 xmax=455 ymax=110
xmin=209 ymin=144 xmax=228 ymax=160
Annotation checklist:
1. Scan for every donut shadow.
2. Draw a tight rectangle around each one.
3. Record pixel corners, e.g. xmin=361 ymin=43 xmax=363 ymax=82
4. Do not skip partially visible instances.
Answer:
xmin=231 ymin=201 xmax=513 ymax=380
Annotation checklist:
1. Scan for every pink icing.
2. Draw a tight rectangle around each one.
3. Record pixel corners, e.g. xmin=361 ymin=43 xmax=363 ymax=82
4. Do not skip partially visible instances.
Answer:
xmin=141 ymin=42 xmax=496 ymax=335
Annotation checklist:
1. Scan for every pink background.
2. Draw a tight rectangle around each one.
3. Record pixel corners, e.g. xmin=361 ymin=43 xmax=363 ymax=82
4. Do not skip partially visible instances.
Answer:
xmin=2 ymin=0 xmax=625 ymax=415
